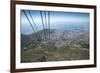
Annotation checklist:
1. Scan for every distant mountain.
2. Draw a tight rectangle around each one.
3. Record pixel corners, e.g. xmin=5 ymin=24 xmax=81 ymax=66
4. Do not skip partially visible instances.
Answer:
xmin=21 ymin=28 xmax=89 ymax=49
xmin=21 ymin=28 xmax=89 ymax=62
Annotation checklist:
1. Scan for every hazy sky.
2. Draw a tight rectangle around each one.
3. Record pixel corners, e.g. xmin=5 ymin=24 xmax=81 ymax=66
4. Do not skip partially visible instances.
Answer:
xmin=21 ymin=10 xmax=90 ymax=34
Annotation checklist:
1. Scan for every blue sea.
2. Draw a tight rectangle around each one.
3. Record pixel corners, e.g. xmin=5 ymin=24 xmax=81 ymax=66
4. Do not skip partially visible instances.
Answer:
xmin=21 ymin=23 xmax=89 ymax=34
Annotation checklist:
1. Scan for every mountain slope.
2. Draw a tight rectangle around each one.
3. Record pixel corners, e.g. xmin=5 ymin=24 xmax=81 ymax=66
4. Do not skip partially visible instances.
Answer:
xmin=21 ymin=29 xmax=89 ymax=62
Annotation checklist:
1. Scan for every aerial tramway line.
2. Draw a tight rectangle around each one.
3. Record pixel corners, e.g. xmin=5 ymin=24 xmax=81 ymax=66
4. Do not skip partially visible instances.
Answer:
xmin=22 ymin=10 xmax=51 ymax=61
xmin=22 ymin=10 xmax=51 ymax=43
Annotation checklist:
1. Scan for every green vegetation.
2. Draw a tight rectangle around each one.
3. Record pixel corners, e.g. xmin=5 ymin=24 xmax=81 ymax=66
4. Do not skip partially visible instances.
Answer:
xmin=21 ymin=40 xmax=89 ymax=63
xmin=21 ymin=48 xmax=89 ymax=62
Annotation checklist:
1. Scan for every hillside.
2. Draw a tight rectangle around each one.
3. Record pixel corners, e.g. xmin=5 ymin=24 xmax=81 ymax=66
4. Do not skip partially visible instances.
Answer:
xmin=21 ymin=29 xmax=89 ymax=63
